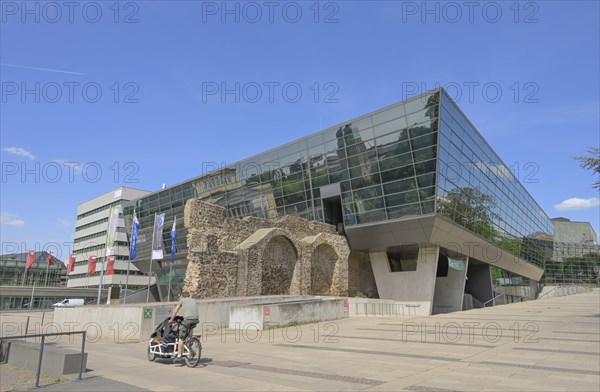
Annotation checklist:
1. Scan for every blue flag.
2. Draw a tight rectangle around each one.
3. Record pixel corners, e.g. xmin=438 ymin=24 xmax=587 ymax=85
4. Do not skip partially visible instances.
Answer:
xmin=170 ymin=216 xmax=177 ymax=265
xmin=130 ymin=209 xmax=140 ymax=260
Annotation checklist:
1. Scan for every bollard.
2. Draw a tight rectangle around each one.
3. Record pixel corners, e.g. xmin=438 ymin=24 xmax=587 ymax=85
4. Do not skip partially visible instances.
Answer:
xmin=78 ymin=331 xmax=86 ymax=380
xmin=24 ymin=316 xmax=30 ymax=336
xmin=41 ymin=312 xmax=45 ymax=327
xmin=35 ymin=336 xmax=45 ymax=387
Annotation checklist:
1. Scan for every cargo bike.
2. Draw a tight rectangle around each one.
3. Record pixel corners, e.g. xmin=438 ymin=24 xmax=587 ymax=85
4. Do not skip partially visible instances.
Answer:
xmin=147 ymin=316 xmax=202 ymax=367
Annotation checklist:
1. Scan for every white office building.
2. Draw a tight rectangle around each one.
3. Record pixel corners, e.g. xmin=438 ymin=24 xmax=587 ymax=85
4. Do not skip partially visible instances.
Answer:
xmin=68 ymin=186 xmax=152 ymax=289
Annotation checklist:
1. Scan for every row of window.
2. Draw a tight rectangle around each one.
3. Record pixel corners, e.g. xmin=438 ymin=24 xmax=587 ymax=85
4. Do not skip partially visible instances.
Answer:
xmin=68 ymin=270 xmax=146 ymax=279
xmin=74 ymin=217 xmax=108 ymax=232
xmin=76 ymin=200 xmax=121 ymax=220
xmin=74 ymin=230 xmax=107 ymax=244
xmin=73 ymin=255 xmax=130 ymax=266
xmin=74 ymin=241 xmax=128 ymax=254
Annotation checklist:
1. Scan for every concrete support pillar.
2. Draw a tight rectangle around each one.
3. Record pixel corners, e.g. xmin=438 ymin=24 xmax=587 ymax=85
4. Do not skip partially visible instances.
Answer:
xmin=432 ymin=257 xmax=469 ymax=314
xmin=369 ymin=244 xmax=439 ymax=315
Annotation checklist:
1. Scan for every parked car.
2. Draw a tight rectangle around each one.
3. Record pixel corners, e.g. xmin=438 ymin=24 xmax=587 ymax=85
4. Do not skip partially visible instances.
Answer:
xmin=52 ymin=298 xmax=85 ymax=308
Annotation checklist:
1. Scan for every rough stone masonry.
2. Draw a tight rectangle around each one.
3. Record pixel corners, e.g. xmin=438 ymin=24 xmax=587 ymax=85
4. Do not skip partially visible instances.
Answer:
xmin=182 ymin=199 xmax=378 ymax=299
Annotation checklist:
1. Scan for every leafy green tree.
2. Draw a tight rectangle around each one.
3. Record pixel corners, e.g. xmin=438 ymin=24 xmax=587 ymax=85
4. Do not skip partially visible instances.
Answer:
xmin=574 ymin=147 xmax=600 ymax=189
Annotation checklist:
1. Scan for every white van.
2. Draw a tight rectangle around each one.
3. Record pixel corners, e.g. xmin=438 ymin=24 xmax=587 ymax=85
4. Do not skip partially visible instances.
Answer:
xmin=52 ymin=299 xmax=85 ymax=308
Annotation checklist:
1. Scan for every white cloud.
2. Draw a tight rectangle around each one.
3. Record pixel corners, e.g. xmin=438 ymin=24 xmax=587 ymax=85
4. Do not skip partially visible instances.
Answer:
xmin=53 ymin=160 xmax=84 ymax=174
xmin=1 ymin=212 xmax=25 ymax=227
xmin=554 ymin=197 xmax=600 ymax=212
xmin=58 ymin=219 xmax=72 ymax=227
xmin=3 ymin=147 xmax=35 ymax=160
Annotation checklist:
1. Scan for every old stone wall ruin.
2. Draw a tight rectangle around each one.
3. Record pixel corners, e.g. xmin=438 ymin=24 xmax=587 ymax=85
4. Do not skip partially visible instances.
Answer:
xmin=182 ymin=199 xmax=378 ymax=299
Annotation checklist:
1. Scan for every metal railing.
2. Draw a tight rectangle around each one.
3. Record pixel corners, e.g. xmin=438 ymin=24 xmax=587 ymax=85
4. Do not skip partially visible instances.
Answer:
xmin=483 ymin=293 xmax=524 ymax=307
xmin=0 ymin=330 xmax=87 ymax=388
xmin=538 ymin=284 xmax=580 ymax=299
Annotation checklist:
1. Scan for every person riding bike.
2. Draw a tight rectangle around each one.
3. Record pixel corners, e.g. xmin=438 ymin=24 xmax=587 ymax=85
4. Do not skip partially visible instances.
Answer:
xmin=169 ymin=296 xmax=199 ymax=360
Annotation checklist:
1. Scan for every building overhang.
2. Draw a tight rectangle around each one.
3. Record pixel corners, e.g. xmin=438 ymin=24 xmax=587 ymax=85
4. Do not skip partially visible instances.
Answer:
xmin=345 ymin=214 xmax=544 ymax=281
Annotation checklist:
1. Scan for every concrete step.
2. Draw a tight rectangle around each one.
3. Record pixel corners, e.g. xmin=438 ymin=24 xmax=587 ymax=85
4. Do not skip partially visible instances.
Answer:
xmin=0 ymin=340 xmax=87 ymax=378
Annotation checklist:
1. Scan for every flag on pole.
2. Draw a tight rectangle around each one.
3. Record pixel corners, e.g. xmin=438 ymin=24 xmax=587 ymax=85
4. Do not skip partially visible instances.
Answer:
xmin=68 ymin=254 xmax=76 ymax=273
xmin=130 ymin=209 xmax=140 ymax=260
xmin=170 ymin=216 xmax=177 ymax=265
xmin=106 ymin=256 xmax=115 ymax=275
xmin=88 ymin=256 xmax=97 ymax=275
xmin=151 ymin=213 xmax=165 ymax=260
xmin=47 ymin=252 xmax=54 ymax=266
xmin=105 ymin=205 xmax=122 ymax=257
xmin=26 ymin=250 xmax=35 ymax=271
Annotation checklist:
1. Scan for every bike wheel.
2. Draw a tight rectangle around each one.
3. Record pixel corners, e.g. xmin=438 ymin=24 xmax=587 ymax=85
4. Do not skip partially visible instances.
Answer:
xmin=184 ymin=337 xmax=201 ymax=368
xmin=147 ymin=345 xmax=156 ymax=362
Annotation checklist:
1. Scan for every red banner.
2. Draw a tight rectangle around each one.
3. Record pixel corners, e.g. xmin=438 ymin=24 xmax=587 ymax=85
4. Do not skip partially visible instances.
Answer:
xmin=88 ymin=256 xmax=97 ymax=275
xmin=68 ymin=254 xmax=76 ymax=273
xmin=26 ymin=250 xmax=35 ymax=271
xmin=47 ymin=252 xmax=54 ymax=266
xmin=106 ymin=256 xmax=115 ymax=275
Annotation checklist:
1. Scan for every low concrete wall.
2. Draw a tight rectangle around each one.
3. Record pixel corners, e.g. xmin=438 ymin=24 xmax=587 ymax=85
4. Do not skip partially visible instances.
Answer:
xmin=53 ymin=295 xmax=311 ymax=343
xmin=1 ymin=341 xmax=87 ymax=377
xmin=229 ymin=298 xmax=349 ymax=330
xmin=53 ymin=305 xmax=152 ymax=343
xmin=347 ymin=298 xmax=428 ymax=317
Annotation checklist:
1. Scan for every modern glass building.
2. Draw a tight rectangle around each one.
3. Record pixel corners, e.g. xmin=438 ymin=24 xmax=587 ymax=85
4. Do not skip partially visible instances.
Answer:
xmin=124 ymin=88 xmax=553 ymax=309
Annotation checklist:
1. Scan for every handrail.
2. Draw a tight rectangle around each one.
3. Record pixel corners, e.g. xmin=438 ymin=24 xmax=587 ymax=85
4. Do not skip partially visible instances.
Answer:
xmin=0 ymin=330 xmax=87 ymax=387
xmin=538 ymin=286 xmax=558 ymax=299
xmin=483 ymin=293 xmax=505 ymax=307
xmin=484 ymin=293 xmax=524 ymax=307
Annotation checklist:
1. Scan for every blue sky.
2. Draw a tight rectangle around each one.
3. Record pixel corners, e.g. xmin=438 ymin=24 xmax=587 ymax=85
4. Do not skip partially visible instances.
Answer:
xmin=1 ymin=1 xmax=599 ymax=260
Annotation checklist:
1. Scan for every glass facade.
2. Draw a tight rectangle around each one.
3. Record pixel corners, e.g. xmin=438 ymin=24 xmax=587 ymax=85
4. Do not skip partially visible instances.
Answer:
xmin=123 ymin=89 xmax=553 ymax=289
xmin=0 ymin=260 xmax=62 ymax=287
xmin=123 ymin=91 xmax=441 ymax=261
xmin=437 ymin=90 xmax=553 ymax=269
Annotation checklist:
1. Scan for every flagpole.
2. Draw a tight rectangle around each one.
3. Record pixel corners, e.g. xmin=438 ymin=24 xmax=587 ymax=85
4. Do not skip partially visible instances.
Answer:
xmin=98 ymin=206 xmax=119 ymax=305
xmin=30 ymin=282 xmax=35 ymax=310
xmin=146 ymin=213 xmax=156 ymax=303
xmin=44 ymin=259 xmax=49 ymax=287
xmin=124 ymin=230 xmax=131 ymax=304
xmin=125 ymin=208 xmax=138 ymax=304
xmin=44 ymin=252 xmax=53 ymax=287
xmin=168 ymin=216 xmax=176 ymax=302
xmin=167 ymin=263 xmax=173 ymax=302
xmin=97 ymin=251 xmax=107 ymax=305
xmin=146 ymin=256 xmax=153 ymax=303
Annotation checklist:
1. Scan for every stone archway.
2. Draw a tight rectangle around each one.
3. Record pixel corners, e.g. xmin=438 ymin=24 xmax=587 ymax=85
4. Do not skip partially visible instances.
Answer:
xmin=310 ymin=243 xmax=338 ymax=295
xmin=261 ymin=235 xmax=298 ymax=295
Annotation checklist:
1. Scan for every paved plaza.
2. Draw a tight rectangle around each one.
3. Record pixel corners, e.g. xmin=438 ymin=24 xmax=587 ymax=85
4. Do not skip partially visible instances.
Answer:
xmin=1 ymin=291 xmax=599 ymax=391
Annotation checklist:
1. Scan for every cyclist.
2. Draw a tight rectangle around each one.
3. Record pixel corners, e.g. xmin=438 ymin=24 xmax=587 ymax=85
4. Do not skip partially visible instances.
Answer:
xmin=169 ymin=296 xmax=199 ymax=360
